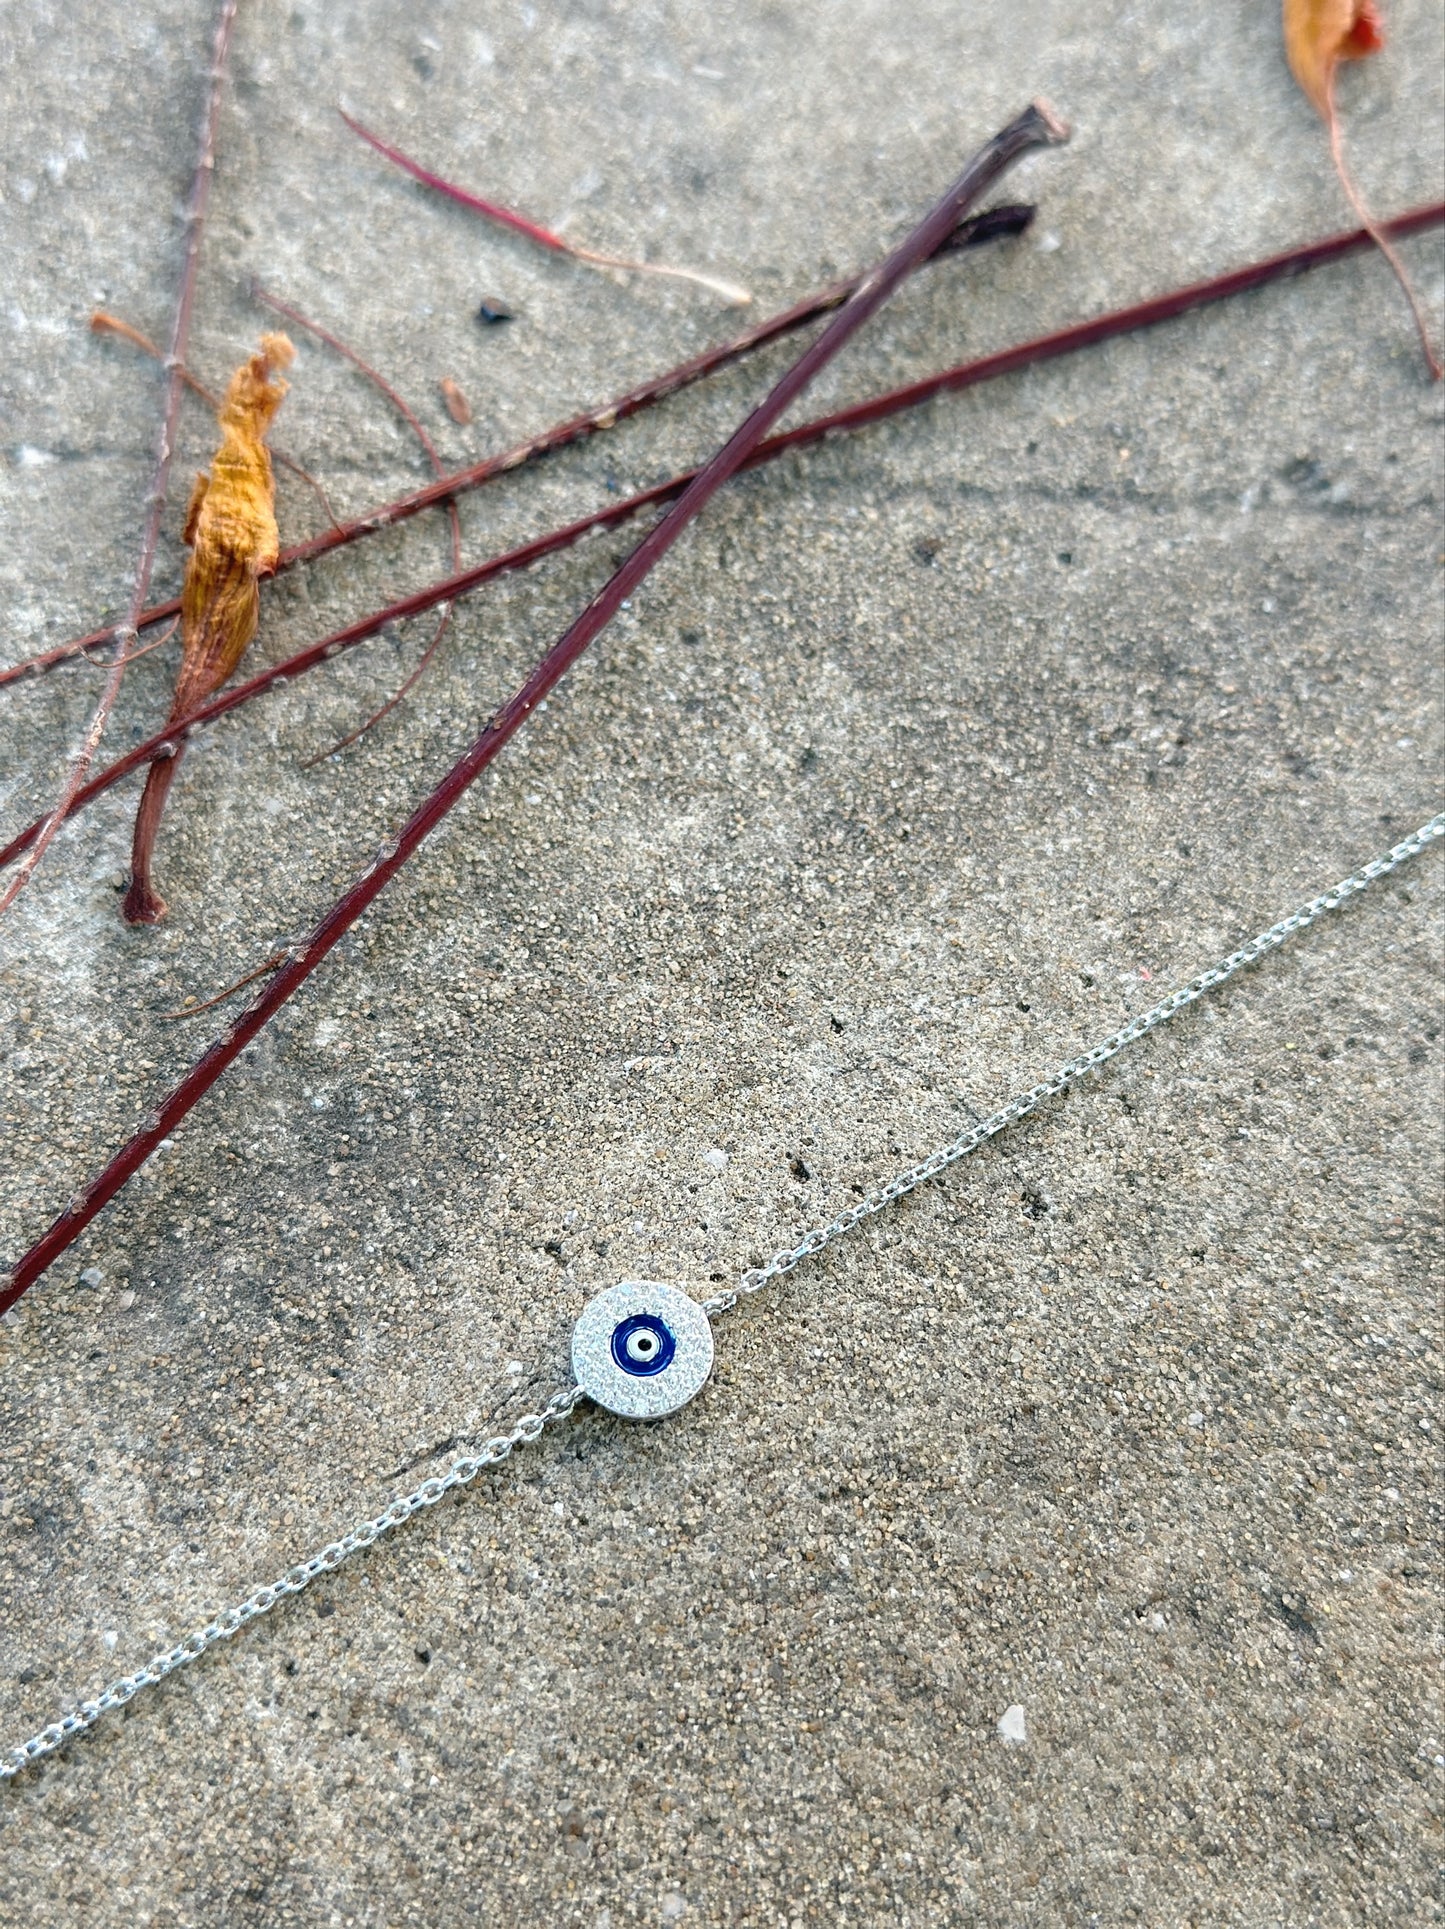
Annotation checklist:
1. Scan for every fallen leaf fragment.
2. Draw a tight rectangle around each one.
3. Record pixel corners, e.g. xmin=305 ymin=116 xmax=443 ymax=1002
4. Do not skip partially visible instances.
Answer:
xmin=439 ymin=376 xmax=472 ymax=424
xmin=122 ymin=332 xmax=295 ymax=924
xmin=1283 ymin=0 xmax=1384 ymax=118
xmin=1282 ymin=0 xmax=1440 ymax=376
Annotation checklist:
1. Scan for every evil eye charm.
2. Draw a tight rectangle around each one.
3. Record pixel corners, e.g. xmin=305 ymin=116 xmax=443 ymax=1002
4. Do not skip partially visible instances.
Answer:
xmin=571 ymin=1281 xmax=714 ymax=1420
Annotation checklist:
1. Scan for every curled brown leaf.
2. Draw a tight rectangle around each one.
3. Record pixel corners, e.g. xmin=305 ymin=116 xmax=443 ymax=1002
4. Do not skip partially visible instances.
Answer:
xmin=122 ymin=333 xmax=295 ymax=924
xmin=1281 ymin=0 xmax=1440 ymax=376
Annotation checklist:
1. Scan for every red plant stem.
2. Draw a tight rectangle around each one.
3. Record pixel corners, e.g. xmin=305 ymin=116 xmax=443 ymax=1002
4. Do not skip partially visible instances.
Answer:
xmin=0 ymin=102 xmax=1066 ymax=1313
xmin=91 ymin=311 xmax=223 ymax=408
xmin=0 ymin=495 xmax=674 ymax=871
xmin=251 ymin=284 xmax=440 ymax=463
xmin=6 ymin=193 xmax=1445 ymax=876
xmin=0 ymin=0 xmax=239 ymax=914
xmin=340 ymin=108 xmax=573 ymax=254
xmin=250 ymin=282 xmax=464 ymax=753
xmin=160 ymin=951 xmax=287 ymax=1020
xmin=2 ymin=203 xmax=1038 ymax=689
xmin=10 ymin=198 xmax=1440 ymax=694
xmin=339 ymin=109 xmax=753 ymax=306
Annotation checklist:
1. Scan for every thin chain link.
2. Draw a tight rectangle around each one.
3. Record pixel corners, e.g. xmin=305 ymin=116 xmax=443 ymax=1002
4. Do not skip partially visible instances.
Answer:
xmin=700 ymin=810 xmax=1445 ymax=1314
xmin=0 ymin=1384 xmax=584 ymax=1780
xmin=4 ymin=809 xmax=1440 ymax=1780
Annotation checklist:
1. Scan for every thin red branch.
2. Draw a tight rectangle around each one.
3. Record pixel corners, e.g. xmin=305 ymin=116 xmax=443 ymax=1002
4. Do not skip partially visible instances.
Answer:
xmin=339 ymin=108 xmax=753 ymax=306
xmin=339 ymin=107 xmax=571 ymax=254
xmin=91 ymin=311 xmax=222 ymax=407
xmin=249 ymin=282 xmax=464 ymax=755
xmin=6 ymin=195 xmax=1445 ymax=877
xmin=1 ymin=212 xmax=1031 ymax=690
xmin=0 ymin=0 xmax=240 ymax=916
xmin=0 ymin=102 xmax=1066 ymax=1314
xmin=251 ymin=282 xmax=445 ymax=470
xmin=299 ymin=600 xmax=452 ymax=765
xmin=6 ymin=198 xmax=1438 ymax=695
xmin=159 ymin=952 xmax=286 ymax=1021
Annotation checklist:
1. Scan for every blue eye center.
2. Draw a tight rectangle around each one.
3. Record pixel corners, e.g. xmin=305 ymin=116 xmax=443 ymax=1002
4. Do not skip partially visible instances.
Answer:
xmin=610 ymin=1312 xmax=676 ymax=1377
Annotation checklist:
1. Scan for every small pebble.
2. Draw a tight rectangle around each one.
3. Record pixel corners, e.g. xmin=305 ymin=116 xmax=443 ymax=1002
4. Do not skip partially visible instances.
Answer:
xmin=998 ymin=1704 xmax=1027 ymax=1744
xmin=476 ymin=299 xmax=514 ymax=325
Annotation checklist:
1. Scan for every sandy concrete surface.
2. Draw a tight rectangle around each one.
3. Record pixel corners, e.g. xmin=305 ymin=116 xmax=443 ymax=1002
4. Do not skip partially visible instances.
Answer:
xmin=1 ymin=2 xmax=1442 ymax=1922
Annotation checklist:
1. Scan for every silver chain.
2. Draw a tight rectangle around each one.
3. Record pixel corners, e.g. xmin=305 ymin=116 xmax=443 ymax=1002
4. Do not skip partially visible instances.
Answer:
xmin=0 ymin=1384 xmax=584 ymax=1780
xmin=4 ymin=809 xmax=1440 ymax=1781
xmin=703 ymin=810 xmax=1445 ymax=1314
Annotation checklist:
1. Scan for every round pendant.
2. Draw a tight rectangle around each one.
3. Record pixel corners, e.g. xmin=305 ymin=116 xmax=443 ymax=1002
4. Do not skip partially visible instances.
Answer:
xmin=571 ymin=1281 xmax=715 ymax=1420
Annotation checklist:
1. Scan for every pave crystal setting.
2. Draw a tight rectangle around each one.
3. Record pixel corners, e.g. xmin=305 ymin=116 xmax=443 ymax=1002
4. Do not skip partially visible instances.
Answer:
xmin=571 ymin=1281 xmax=714 ymax=1419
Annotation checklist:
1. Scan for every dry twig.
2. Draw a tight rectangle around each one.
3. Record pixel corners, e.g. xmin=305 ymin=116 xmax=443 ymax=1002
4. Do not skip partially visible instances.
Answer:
xmin=340 ymin=108 xmax=753 ymax=306
xmin=90 ymin=310 xmax=343 ymax=523
xmin=0 ymin=102 xmax=1066 ymax=1314
xmin=4 ymin=199 xmax=1442 ymax=881
xmin=0 ymin=0 xmax=241 ymax=917
xmin=1 ymin=203 xmax=1035 ymax=689
xmin=250 ymin=282 xmax=464 ymax=758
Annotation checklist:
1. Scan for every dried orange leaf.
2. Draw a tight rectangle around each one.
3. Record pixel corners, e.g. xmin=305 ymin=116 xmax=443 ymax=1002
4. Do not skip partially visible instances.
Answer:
xmin=122 ymin=332 xmax=295 ymax=922
xmin=1283 ymin=0 xmax=1384 ymax=118
xmin=170 ymin=332 xmax=295 ymax=715
xmin=1281 ymin=0 xmax=1440 ymax=378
